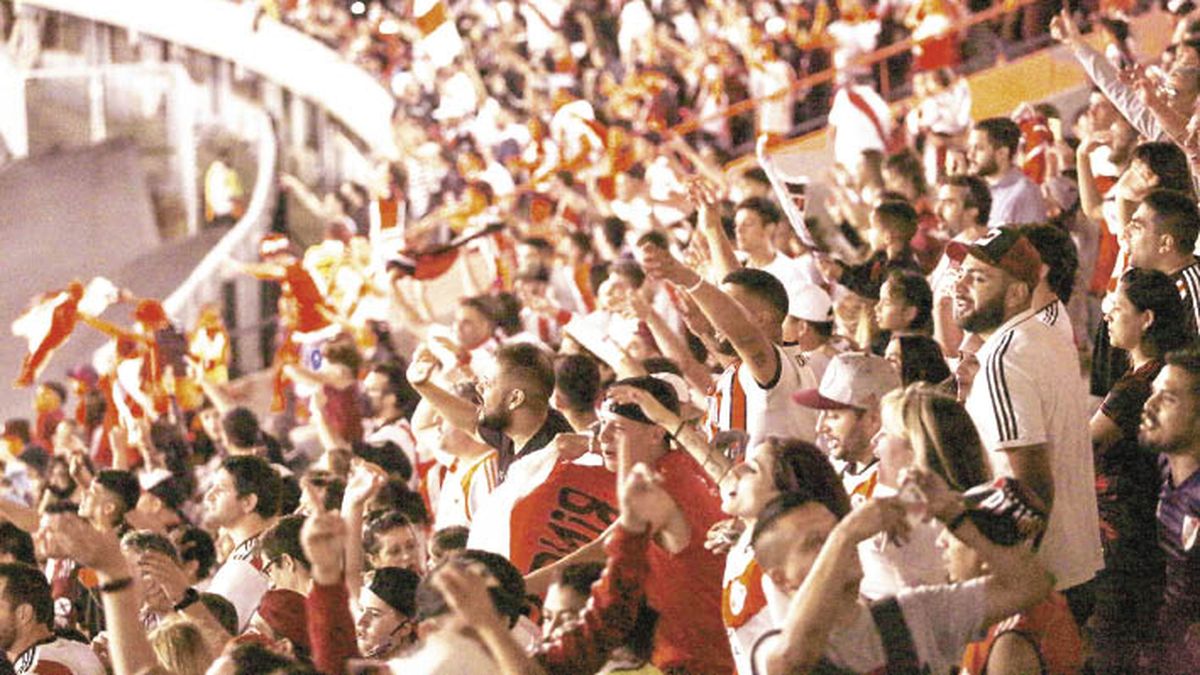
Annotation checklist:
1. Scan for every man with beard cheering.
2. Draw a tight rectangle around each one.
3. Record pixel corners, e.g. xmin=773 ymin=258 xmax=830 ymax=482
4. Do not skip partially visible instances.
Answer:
xmin=408 ymin=341 xmax=571 ymax=484
xmin=949 ymin=229 xmax=1103 ymax=625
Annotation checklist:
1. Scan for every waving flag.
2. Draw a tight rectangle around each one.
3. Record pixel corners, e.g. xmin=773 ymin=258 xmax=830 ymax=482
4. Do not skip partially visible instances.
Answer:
xmin=467 ymin=452 xmax=618 ymax=573
xmin=12 ymin=277 xmax=120 ymax=388
xmin=756 ymin=140 xmax=816 ymax=248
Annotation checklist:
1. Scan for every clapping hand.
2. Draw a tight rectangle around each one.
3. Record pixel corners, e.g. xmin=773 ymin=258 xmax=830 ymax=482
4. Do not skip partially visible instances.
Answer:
xmin=37 ymin=513 xmax=127 ymax=579
xmin=138 ymin=550 xmax=192 ymax=610
xmin=406 ymin=345 xmax=441 ymax=386
xmin=343 ymin=458 xmax=388 ymax=510
xmin=704 ymin=517 xmax=746 ymax=555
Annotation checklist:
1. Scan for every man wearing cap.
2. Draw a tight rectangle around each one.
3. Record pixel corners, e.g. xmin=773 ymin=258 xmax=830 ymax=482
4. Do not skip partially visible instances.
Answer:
xmin=252 ymin=588 xmax=312 ymax=660
xmin=353 ymin=567 xmax=420 ymax=660
xmin=784 ymin=284 xmax=842 ymax=385
xmin=641 ymin=243 xmax=818 ymax=446
xmin=794 ymin=352 xmax=901 ymax=499
xmin=950 ymin=228 xmax=1103 ymax=620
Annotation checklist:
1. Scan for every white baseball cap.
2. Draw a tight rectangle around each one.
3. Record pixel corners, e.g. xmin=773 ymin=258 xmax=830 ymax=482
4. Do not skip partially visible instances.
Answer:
xmin=792 ymin=352 xmax=900 ymax=410
xmin=787 ymin=283 xmax=834 ymax=323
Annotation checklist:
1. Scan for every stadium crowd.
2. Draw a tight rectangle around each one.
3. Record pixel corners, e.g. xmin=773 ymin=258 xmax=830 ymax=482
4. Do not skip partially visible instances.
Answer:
xmin=3 ymin=0 xmax=1200 ymax=674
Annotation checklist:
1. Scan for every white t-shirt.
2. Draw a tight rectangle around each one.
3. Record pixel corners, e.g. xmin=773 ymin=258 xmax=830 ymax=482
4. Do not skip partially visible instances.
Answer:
xmin=856 ymin=485 xmax=949 ymax=600
xmin=964 ymin=308 xmax=1104 ymax=590
xmin=754 ymin=252 xmax=819 ymax=294
xmin=706 ymin=344 xmax=819 ymax=447
xmin=207 ymin=533 xmax=271 ymax=631
xmin=754 ymin=579 xmax=987 ymax=674
xmin=750 ymin=59 xmax=794 ymax=136
xmin=1036 ymin=300 xmax=1075 ymax=346
xmin=389 ymin=628 xmax=497 ymax=673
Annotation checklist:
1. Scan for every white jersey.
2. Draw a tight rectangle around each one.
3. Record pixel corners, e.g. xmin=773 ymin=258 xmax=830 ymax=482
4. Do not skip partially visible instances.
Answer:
xmin=828 ymin=84 xmax=892 ymax=169
xmin=706 ymin=344 xmax=819 ymax=447
xmin=207 ymin=533 xmax=271 ymax=631
xmin=722 ymin=529 xmax=774 ymax=675
xmin=964 ymin=308 xmax=1104 ymax=590
xmin=13 ymin=636 xmax=105 ymax=675
xmin=856 ymin=485 xmax=948 ymax=600
xmin=433 ymin=450 xmax=499 ymax=530
xmin=1036 ymin=300 xmax=1075 ymax=346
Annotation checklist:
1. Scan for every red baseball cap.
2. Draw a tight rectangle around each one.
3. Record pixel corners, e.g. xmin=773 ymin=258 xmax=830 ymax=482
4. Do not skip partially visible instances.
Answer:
xmin=946 ymin=228 xmax=1042 ymax=289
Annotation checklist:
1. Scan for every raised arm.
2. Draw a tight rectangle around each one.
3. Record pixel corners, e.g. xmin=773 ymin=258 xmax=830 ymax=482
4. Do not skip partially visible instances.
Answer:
xmin=1075 ymin=129 xmax=1109 ymax=223
xmin=765 ymin=498 xmax=912 ymax=674
xmin=1050 ymin=11 xmax=1166 ymax=142
xmin=406 ymin=347 xmax=482 ymax=440
xmin=40 ymin=514 xmax=160 ymax=675
xmin=339 ymin=459 xmax=387 ymax=601
xmin=139 ymin=550 xmax=233 ymax=655
xmin=689 ymin=179 xmax=743 ymax=281
xmin=301 ymin=512 xmax=361 ymax=675
xmin=628 ymin=290 xmax=714 ymax=395
xmin=641 ymin=243 xmax=780 ymax=386
xmin=911 ymin=469 xmax=1055 ymax=626
xmin=605 ymin=385 xmax=732 ymax=489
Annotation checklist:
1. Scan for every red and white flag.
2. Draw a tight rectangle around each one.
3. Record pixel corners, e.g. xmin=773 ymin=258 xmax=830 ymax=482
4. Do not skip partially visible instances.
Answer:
xmin=756 ymin=139 xmax=816 ymax=247
xmin=11 ymin=277 xmax=119 ymax=387
xmin=466 ymin=452 xmax=617 ymax=573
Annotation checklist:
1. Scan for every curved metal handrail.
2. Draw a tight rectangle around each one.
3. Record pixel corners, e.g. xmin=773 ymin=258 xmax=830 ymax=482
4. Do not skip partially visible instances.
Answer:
xmin=162 ymin=104 xmax=277 ymax=328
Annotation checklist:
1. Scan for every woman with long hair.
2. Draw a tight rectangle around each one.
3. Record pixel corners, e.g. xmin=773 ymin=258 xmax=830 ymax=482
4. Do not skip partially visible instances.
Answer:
xmin=878 ymin=381 xmax=991 ymax=493
xmin=716 ymin=437 xmax=848 ymax=675
xmin=854 ymin=382 xmax=992 ymax=598
xmin=884 ymin=334 xmax=952 ymax=387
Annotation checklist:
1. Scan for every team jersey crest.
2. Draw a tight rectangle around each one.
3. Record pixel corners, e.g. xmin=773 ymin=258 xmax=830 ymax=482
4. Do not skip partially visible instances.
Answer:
xmin=1183 ymin=515 xmax=1199 ymax=551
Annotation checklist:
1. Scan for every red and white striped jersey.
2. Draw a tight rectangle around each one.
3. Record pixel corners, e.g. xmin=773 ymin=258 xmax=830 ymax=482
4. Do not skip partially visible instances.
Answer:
xmin=705 ymin=344 xmax=819 ymax=447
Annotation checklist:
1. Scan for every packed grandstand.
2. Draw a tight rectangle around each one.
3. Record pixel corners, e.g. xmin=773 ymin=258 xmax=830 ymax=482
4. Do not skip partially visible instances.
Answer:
xmin=0 ymin=0 xmax=1198 ymax=674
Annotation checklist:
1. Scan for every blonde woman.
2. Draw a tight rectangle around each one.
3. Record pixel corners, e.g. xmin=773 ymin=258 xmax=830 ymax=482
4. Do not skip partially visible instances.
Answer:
xmin=854 ymin=382 xmax=992 ymax=598
xmin=879 ymin=381 xmax=991 ymax=494
xmin=149 ymin=618 xmax=214 ymax=675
